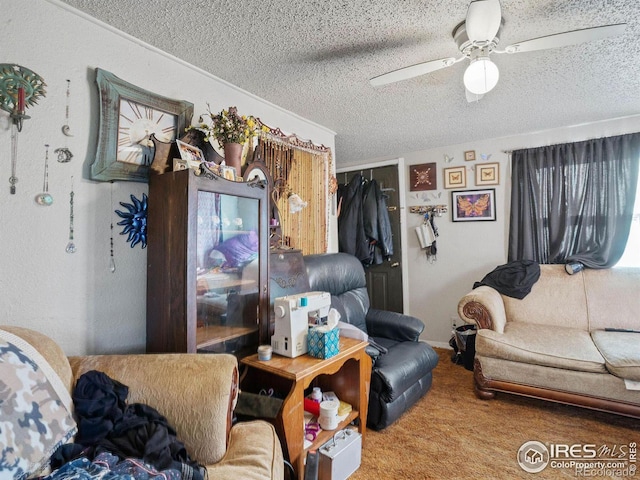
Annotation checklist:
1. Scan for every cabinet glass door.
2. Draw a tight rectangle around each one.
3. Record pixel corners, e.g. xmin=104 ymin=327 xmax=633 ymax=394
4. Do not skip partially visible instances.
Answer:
xmin=195 ymin=191 xmax=260 ymax=353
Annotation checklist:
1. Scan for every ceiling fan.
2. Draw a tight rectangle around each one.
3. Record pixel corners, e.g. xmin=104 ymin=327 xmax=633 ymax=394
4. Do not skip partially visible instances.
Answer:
xmin=369 ymin=0 xmax=626 ymax=101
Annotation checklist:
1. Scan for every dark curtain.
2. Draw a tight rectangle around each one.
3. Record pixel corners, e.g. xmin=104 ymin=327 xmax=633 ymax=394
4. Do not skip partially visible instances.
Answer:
xmin=508 ymin=132 xmax=640 ymax=268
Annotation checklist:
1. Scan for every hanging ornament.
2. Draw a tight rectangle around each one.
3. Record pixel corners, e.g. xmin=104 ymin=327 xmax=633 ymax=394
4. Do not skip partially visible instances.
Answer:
xmin=115 ymin=193 xmax=148 ymax=249
xmin=35 ymin=144 xmax=53 ymax=206
xmin=56 ymin=79 xmax=73 ymax=163
xmin=10 ymin=124 xmax=18 ymax=194
xmin=62 ymin=79 xmax=73 ymax=137
xmin=109 ymin=182 xmax=116 ymax=272
xmin=65 ymin=176 xmax=76 ymax=253
xmin=0 ymin=64 xmax=47 ymax=193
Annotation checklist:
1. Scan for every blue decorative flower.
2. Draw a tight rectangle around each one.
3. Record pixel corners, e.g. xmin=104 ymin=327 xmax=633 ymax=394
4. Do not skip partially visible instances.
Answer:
xmin=115 ymin=193 xmax=147 ymax=249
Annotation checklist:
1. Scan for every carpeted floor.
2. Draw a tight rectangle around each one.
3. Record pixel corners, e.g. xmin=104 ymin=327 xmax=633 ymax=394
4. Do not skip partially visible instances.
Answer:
xmin=350 ymin=348 xmax=640 ymax=480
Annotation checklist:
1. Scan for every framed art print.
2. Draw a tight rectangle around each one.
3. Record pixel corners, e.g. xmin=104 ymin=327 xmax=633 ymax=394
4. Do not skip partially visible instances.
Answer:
xmin=220 ymin=165 xmax=237 ymax=181
xmin=176 ymin=139 xmax=205 ymax=164
xmin=475 ymin=162 xmax=500 ymax=186
xmin=443 ymin=166 xmax=466 ymax=189
xmin=91 ymin=68 xmax=194 ymax=182
xmin=452 ymin=189 xmax=496 ymax=222
xmin=464 ymin=150 xmax=476 ymax=161
xmin=410 ymin=162 xmax=437 ymax=191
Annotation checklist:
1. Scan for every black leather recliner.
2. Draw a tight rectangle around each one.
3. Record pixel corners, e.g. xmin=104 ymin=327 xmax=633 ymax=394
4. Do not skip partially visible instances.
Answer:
xmin=303 ymin=252 xmax=439 ymax=430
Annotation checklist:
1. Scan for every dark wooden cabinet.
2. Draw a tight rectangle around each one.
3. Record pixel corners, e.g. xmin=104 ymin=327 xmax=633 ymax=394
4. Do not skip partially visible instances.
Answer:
xmin=146 ymin=169 xmax=270 ymax=355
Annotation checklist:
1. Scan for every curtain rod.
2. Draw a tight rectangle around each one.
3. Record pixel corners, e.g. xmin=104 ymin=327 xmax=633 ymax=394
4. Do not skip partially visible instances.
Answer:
xmin=502 ymin=131 xmax=640 ymax=155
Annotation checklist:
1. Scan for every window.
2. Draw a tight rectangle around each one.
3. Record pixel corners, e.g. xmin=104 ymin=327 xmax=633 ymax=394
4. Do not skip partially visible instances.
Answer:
xmin=615 ymin=173 xmax=640 ymax=267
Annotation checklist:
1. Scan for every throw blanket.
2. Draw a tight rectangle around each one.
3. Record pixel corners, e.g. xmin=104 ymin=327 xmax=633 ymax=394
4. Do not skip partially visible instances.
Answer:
xmin=42 ymin=451 xmax=181 ymax=480
xmin=50 ymin=370 xmax=205 ymax=480
xmin=473 ymin=260 xmax=541 ymax=299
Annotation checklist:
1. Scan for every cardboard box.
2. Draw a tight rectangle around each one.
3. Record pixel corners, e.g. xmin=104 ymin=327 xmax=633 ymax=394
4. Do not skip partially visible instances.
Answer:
xmin=308 ymin=327 xmax=340 ymax=359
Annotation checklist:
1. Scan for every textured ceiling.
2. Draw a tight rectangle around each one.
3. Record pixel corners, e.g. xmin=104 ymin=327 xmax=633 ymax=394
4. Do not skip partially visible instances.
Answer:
xmin=60 ymin=0 xmax=640 ymax=166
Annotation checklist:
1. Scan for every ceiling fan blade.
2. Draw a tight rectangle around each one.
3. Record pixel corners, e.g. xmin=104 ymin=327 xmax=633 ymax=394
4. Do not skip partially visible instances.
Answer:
xmin=466 ymin=89 xmax=484 ymax=103
xmin=503 ymin=23 xmax=626 ymax=54
xmin=370 ymin=57 xmax=458 ymax=86
xmin=466 ymin=0 xmax=502 ymax=42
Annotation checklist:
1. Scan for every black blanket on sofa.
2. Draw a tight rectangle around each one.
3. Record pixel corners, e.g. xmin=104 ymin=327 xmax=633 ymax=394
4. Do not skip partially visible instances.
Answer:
xmin=49 ymin=370 xmax=204 ymax=480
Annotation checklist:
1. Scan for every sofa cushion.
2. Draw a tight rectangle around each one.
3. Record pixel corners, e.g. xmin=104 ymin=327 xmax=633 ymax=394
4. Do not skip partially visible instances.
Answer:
xmin=70 ymin=353 xmax=238 ymax=465
xmin=476 ymin=322 xmax=607 ymax=373
xmin=0 ymin=329 xmax=77 ymax=478
xmin=208 ymin=421 xmax=284 ymax=480
xmin=502 ymin=265 xmax=589 ymax=330
xmin=591 ymin=330 xmax=640 ymax=381
xmin=583 ymin=267 xmax=640 ymax=331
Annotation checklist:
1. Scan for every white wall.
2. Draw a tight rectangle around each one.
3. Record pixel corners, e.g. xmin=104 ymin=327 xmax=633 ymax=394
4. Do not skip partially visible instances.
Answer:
xmin=0 ymin=0 xmax=335 ymax=355
xmin=394 ymin=115 xmax=640 ymax=347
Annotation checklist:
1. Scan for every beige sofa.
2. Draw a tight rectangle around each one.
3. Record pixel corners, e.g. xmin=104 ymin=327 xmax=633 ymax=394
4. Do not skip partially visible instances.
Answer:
xmin=457 ymin=265 xmax=640 ymax=418
xmin=1 ymin=326 xmax=283 ymax=479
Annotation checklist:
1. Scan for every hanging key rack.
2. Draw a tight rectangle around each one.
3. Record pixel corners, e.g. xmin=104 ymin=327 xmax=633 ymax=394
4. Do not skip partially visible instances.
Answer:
xmin=409 ymin=204 xmax=447 ymax=216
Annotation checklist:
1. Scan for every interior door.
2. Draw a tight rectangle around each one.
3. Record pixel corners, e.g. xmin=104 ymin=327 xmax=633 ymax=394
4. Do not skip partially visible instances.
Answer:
xmin=339 ymin=165 xmax=403 ymax=313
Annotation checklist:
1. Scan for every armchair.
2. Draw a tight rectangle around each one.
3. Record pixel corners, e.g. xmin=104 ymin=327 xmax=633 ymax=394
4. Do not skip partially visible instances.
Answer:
xmin=0 ymin=326 xmax=284 ymax=480
xmin=303 ymin=253 xmax=439 ymax=430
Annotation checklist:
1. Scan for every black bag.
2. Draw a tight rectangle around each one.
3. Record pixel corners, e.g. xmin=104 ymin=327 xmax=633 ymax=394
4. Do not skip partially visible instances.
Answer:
xmin=454 ymin=324 xmax=477 ymax=371
xmin=235 ymin=391 xmax=283 ymax=419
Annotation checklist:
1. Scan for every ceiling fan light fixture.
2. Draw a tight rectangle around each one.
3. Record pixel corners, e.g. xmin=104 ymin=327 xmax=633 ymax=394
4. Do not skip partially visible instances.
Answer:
xmin=463 ymin=55 xmax=499 ymax=95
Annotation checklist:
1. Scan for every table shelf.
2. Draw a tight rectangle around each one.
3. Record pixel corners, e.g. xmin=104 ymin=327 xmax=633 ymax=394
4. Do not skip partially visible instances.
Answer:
xmin=241 ymin=337 xmax=371 ymax=479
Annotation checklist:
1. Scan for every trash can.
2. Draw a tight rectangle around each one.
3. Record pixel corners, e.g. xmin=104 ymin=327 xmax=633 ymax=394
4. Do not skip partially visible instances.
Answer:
xmin=454 ymin=324 xmax=477 ymax=371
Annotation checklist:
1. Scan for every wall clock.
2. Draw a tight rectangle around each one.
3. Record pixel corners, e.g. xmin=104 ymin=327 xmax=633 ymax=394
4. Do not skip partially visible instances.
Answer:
xmin=244 ymin=159 xmax=271 ymax=186
xmin=91 ymin=68 xmax=194 ymax=182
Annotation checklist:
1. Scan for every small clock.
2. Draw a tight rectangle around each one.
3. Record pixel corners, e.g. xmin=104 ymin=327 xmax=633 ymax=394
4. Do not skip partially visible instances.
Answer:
xmin=244 ymin=154 xmax=273 ymax=188
xmin=91 ymin=68 xmax=193 ymax=182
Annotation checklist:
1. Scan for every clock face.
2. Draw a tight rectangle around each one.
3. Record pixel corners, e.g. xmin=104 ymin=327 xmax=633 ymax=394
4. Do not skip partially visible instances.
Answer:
xmin=117 ymin=99 xmax=178 ymax=166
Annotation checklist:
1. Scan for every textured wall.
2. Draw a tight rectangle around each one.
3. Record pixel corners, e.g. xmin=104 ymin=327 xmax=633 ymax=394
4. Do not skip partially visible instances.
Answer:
xmin=0 ymin=0 xmax=335 ymax=355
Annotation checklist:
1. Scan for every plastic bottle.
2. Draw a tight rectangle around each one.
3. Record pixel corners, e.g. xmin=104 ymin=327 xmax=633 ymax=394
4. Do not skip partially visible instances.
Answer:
xmin=311 ymin=387 xmax=322 ymax=402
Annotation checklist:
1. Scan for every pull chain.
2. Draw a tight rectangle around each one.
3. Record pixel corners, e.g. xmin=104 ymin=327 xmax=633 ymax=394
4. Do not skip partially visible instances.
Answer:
xmin=65 ymin=177 xmax=76 ymax=253
xmin=109 ymin=182 xmax=116 ymax=272
xmin=35 ymin=144 xmax=53 ymax=206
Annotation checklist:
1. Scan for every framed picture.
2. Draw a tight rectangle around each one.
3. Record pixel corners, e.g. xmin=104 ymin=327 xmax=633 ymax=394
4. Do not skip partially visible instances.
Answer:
xmin=451 ymin=189 xmax=496 ymax=222
xmin=443 ymin=166 xmax=466 ymax=189
xmin=409 ymin=162 xmax=437 ymax=191
xmin=220 ymin=165 xmax=237 ymax=181
xmin=176 ymin=139 xmax=205 ymax=164
xmin=90 ymin=68 xmax=194 ymax=182
xmin=464 ymin=150 xmax=476 ymax=161
xmin=475 ymin=162 xmax=500 ymax=186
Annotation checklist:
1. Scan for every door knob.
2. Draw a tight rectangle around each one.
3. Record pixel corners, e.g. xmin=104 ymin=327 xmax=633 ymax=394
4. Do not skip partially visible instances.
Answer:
xmin=391 ymin=262 xmax=399 ymax=268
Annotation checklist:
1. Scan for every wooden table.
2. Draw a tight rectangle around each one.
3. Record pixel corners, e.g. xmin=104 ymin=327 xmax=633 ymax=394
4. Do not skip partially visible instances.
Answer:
xmin=241 ymin=337 xmax=372 ymax=479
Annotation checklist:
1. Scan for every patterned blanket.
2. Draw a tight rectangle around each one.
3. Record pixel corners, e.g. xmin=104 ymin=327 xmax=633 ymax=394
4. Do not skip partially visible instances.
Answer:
xmin=39 ymin=452 xmax=182 ymax=480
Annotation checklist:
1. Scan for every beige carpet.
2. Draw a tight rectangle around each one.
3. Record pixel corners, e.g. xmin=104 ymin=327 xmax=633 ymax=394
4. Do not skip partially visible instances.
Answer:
xmin=350 ymin=349 xmax=640 ymax=480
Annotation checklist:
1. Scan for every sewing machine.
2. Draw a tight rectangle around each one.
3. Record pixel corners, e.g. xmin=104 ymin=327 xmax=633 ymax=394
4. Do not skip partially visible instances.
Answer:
xmin=271 ymin=291 xmax=331 ymax=358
